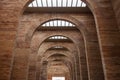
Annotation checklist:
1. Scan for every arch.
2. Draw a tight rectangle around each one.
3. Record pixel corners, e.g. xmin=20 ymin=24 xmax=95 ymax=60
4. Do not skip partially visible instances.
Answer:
xmin=32 ymin=33 xmax=79 ymax=54
xmin=37 ymin=42 xmax=78 ymax=58
xmin=20 ymin=1 xmax=108 ymax=80
xmin=42 ymin=49 xmax=73 ymax=60
xmin=32 ymin=32 xmax=82 ymax=80
xmin=38 ymin=51 xmax=75 ymax=80
xmin=37 ymin=44 xmax=76 ymax=62
xmin=23 ymin=15 xmax=88 ymax=45
xmin=35 ymin=34 xmax=80 ymax=80
xmin=43 ymin=52 xmax=75 ymax=76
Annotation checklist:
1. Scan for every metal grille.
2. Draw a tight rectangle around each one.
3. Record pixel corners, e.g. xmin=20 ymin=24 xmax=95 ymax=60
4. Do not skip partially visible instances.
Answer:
xmin=42 ymin=20 xmax=75 ymax=27
xmin=28 ymin=0 xmax=86 ymax=7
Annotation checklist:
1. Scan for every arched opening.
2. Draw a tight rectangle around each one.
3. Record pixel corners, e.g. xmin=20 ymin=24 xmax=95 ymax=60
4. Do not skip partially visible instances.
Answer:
xmin=0 ymin=1 xmax=120 ymax=80
xmin=9 ymin=0 xmax=116 ymax=79
xmin=12 ymin=1 xmax=106 ymax=79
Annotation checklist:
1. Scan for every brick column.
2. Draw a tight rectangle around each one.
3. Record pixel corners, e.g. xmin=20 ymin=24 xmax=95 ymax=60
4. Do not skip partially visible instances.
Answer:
xmin=11 ymin=48 xmax=30 ymax=80
xmin=40 ymin=61 xmax=48 ymax=80
xmin=85 ymin=37 xmax=105 ymax=80
xmin=28 ymin=54 xmax=37 ymax=80
xmin=94 ymin=4 xmax=120 ymax=80
xmin=0 ymin=23 xmax=17 ymax=80
xmin=85 ymin=21 xmax=105 ymax=80
xmin=0 ymin=2 xmax=19 ymax=80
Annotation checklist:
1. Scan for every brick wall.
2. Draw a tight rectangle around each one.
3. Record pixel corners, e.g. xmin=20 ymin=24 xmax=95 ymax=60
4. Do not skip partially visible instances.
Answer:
xmin=111 ymin=0 xmax=120 ymax=30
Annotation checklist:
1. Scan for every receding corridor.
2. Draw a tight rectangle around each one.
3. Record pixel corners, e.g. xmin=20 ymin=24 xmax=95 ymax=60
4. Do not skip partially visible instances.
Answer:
xmin=0 ymin=0 xmax=120 ymax=80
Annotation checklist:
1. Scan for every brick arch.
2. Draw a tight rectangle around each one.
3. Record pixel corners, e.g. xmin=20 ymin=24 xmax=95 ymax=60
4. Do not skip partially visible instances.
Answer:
xmin=45 ymin=53 xmax=72 ymax=62
xmin=36 ymin=42 xmax=78 ymax=70
xmin=16 ymin=0 xmax=100 ymax=49
xmin=37 ymin=42 xmax=78 ymax=59
xmin=21 ymin=0 xmax=95 ymax=15
xmin=37 ymin=51 xmax=75 ymax=80
xmin=31 ymin=32 xmax=81 ymax=54
xmin=20 ymin=0 xmax=98 ymax=26
xmin=20 ymin=0 xmax=33 ymax=15
xmin=39 ymin=47 xmax=76 ymax=63
xmin=45 ymin=53 xmax=73 ymax=70
xmin=18 ymin=0 xmax=98 ymax=49
xmin=36 ymin=42 xmax=78 ymax=63
xmin=17 ymin=14 xmax=87 ymax=48
xmin=45 ymin=59 xmax=71 ymax=70
xmin=24 ymin=15 xmax=88 ymax=45
xmin=30 ymin=31 xmax=83 ymax=80
xmin=31 ymin=35 xmax=80 ymax=80
xmin=39 ymin=52 xmax=75 ymax=80
xmin=42 ymin=57 xmax=72 ymax=80
xmin=36 ymin=38 xmax=80 ymax=80
xmin=48 ymin=59 xmax=70 ymax=74
xmin=42 ymin=52 xmax=73 ymax=69
xmin=41 ymin=51 xmax=76 ymax=71
xmin=32 ymin=32 xmax=81 ymax=73
xmin=37 ymin=43 xmax=78 ymax=65
xmin=43 ymin=51 xmax=72 ymax=60
xmin=1 ymin=0 xmax=118 ymax=80
xmin=19 ymin=1 xmax=119 ymax=80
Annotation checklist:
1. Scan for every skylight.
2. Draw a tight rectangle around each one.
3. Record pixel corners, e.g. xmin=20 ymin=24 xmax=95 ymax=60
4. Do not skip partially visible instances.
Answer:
xmin=28 ymin=0 xmax=86 ymax=7
xmin=45 ymin=35 xmax=72 ymax=42
xmin=49 ymin=36 xmax=68 ymax=40
xmin=53 ymin=46 xmax=64 ymax=49
xmin=42 ymin=20 xmax=75 ymax=27
xmin=48 ymin=46 xmax=68 ymax=50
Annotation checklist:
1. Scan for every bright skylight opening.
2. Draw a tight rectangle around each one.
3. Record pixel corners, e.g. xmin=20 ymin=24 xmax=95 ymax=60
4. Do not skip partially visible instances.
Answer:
xmin=42 ymin=20 xmax=75 ymax=27
xmin=49 ymin=36 xmax=68 ymax=40
xmin=28 ymin=0 xmax=86 ymax=7
xmin=53 ymin=46 xmax=64 ymax=49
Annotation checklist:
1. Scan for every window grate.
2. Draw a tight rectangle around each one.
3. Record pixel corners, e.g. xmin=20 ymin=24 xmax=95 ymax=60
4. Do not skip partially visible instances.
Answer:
xmin=42 ymin=20 xmax=75 ymax=27
xmin=28 ymin=0 xmax=86 ymax=7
